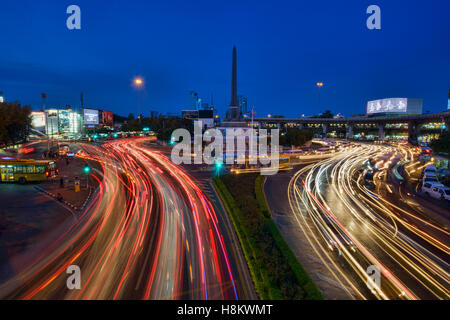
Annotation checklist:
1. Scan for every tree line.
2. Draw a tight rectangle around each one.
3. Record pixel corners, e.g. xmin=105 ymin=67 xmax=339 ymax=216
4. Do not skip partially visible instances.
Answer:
xmin=0 ymin=102 xmax=31 ymax=148
xmin=431 ymin=133 xmax=450 ymax=154
xmin=120 ymin=113 xmax=193 ymax=142
xmin=280 ymin=128 xmax=314 ymax=147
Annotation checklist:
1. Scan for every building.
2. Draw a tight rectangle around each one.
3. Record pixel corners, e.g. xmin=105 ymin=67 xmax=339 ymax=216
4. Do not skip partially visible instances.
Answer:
xmin=244 ymin=110 xmax=450 ymax=144
xmin=31 ymin=107 xmax=114 ymax=138
xmin=190 ymin=91 xmax=202 ymax=110
xmin=181 ymin=109 xmax=214 ymax=129
xmin=238 ymin=95 xmax=248 ymax=115
xmin=448 ymin=89 xmax=450 ymax=110
xmin=182 ymin=110 xmax=199 ymax=119
xmin=37 ymin=108 xmax=82 ymax=138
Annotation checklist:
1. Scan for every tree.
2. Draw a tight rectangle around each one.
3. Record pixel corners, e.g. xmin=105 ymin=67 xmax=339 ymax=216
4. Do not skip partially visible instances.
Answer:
xmin=0 ymin=101 xmax=31 ymax=147
xmin=311 ymin=110 xmax=334 ymax=119
xmin=280 ymin=128 xmax=313 ymax=147
xmin=430 ymin=133 xmax=450 ymax=154
xmin=119 ymin=113 xmax=193 ymax=142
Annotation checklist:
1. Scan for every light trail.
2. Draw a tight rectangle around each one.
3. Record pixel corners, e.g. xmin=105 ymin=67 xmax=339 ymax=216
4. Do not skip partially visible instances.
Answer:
xmin=287 ymin=143 xmax=450 ymax=300
xmin=0 ymin=138 xmax=238 ymax=300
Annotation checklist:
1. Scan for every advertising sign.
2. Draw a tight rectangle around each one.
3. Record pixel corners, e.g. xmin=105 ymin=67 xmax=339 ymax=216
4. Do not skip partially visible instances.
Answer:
xmin=31 ymin=112 xmax=46 ymax=128
xmin=367 ymin=98 xmax=408 ymax=114
xmin=83 ymin=109 xmax=99 ymax=125
xmin=102 ymin=110 xmax=114 ymax=125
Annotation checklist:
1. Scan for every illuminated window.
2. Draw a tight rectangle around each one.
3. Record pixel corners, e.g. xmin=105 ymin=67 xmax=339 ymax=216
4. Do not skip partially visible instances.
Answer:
xmin=36 ymin=166 xmax=45 ymax=173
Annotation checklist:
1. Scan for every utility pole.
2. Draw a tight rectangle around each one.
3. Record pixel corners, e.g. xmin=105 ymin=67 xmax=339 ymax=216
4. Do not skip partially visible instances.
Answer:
xmin=42 ymin=93 xmax=50 ymax=154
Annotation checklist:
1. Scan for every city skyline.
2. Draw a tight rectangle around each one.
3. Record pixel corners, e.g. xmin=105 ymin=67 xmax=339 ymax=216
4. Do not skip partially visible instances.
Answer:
xmin=1 ymin=0 xmax=449 ymax=118
xmin=1 ymin=0 xmax=449 ymax=305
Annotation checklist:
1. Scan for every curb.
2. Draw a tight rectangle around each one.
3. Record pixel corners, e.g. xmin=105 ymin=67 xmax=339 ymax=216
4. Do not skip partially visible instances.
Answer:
xmin=33 ymin=185 xmax=91 ymax=211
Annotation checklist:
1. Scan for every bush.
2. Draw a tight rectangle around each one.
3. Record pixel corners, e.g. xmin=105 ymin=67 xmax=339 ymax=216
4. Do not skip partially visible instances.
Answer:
xmin=214 ymin=174 xmax=323 ymax=300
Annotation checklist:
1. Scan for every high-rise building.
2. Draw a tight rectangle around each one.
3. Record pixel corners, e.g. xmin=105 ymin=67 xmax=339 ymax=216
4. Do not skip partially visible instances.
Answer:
xmin=448 ymin=89 xmax=450 ymax=110
xmin=226 ymin=46 xmax=240 ymax=120
xmin=190 ymin=91 xmax=202 ymax=110
xmin=238 ymin=95 xmax=248 ymax=115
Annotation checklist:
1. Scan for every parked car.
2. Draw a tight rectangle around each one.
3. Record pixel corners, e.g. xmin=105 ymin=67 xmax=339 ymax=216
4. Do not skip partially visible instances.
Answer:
xmin=423 ymin=165 xmax=437 ymax=177
xmin=423 ymin=176 xmax=440 ymax=184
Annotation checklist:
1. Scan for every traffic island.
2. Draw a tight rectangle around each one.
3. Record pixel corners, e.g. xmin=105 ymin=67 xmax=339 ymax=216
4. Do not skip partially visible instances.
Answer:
xmin=213 ymin=173 xmax=323 ymax=300
xmin=39 ymin=157 xmax=101 ymax=211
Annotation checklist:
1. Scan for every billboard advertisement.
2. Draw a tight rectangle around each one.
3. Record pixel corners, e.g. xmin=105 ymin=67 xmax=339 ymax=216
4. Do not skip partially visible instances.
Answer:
xmin=367 ymin=98 xmax=407 ymax=114
xmin=31 ymin=112 xmax=46 ymax=128
xmin=102 ymin=110 xmax=113 ymax=125
xmin=83 ymin=109 xmax=99 ymax=125
xmin=366 ymin=98 xmax=422 ymax=115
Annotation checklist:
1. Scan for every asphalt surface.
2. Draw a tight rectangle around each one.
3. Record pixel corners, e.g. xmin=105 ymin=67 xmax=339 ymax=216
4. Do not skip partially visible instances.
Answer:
xmin=266 ymin=144 xmax=449 ymax=300
xmin=0 ymin=138 xmax=254 ymax=300
xmin=0 ymin=184 xmax=75 ymax=284
xmin=265 ymin=166 xmax=361 ymax=300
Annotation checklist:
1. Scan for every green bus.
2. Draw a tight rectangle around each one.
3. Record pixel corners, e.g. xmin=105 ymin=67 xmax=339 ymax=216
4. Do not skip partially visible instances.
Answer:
xmin=0 ymin=158 xmax=58 ymax=184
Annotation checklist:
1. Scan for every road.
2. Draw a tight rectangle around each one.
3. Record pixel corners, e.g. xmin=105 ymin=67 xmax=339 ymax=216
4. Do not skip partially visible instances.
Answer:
xmin=0 ymin=138 xmax=250 ymax=299
xmin=268 ymin=143 xmax=449 ymax=299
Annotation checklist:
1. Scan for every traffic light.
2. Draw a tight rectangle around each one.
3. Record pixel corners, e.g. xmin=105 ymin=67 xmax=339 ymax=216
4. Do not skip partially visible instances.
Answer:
xmin=214 ymin=161 xmax=223 ymax=177
xmin=83 ymin=166 xmax=91 ymax=174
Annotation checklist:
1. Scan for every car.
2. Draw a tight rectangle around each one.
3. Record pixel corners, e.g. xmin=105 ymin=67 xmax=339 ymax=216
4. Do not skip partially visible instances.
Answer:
xmin=422 ymin=182 xmax=448 ymax=200
xmin=423 ymin=165 xmax=437 ymax=177
xmin=443 ymin=188 xmax=450 ymax=201
xmin=423 ymin=176 xmax=439 ymax=184
xmin=428 ymin=186 xmax=450 ymax=201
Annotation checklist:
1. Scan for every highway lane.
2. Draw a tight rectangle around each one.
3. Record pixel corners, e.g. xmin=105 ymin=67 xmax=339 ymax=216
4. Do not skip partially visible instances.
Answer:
xmin=287 ymin=144 xmax=450 ymax=300
xmin=0 ymin=138 xmax=241 ymax=300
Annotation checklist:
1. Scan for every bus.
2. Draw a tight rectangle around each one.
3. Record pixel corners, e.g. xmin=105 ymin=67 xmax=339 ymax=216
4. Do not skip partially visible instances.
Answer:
xmin=0 ymin=158 xmax=58 ymax=184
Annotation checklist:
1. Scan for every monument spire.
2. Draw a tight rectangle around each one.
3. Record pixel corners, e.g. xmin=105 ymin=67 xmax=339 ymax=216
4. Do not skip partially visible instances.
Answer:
xmin=230 ymin=45 xmax=238 ymax=107
xmin=227 ymin=45 xmax=240 ymax=120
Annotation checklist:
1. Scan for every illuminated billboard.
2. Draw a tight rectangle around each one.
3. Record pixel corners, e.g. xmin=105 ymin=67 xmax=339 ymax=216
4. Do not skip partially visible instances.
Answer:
xmin=83 ymin=109 xmax=99 ymax=125
xmin=101 ymin=110 xmax=113 ymax=125
xmin=366 ymin=98 xmax=422 ymax=115
xmin=31 ymin=112 xmax=46 ymax=128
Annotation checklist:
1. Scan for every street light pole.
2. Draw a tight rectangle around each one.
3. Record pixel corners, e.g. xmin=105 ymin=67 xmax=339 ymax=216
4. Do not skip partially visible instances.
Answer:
xmin=316 ymin=82 xmax=324 ymax=110
xmin=133 ymin=77 xmax=144 ymax=125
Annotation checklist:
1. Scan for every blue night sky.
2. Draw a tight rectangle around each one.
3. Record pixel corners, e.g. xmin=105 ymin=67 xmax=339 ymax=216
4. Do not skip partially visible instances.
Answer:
xmin=0 ymin=0 xmax=449 ymax=118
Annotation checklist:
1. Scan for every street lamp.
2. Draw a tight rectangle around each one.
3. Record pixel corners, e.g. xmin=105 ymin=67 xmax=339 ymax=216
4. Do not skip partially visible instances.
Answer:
xmin=316 ymin=82 xmax=324 ymax=110
xmin=133 ymin=77 xmax=144 ymax=124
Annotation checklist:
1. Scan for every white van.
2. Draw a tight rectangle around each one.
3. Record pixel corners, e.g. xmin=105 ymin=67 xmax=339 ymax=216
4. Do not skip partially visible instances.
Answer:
xmin=422 ymin=182 xmax=450 ymax=200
